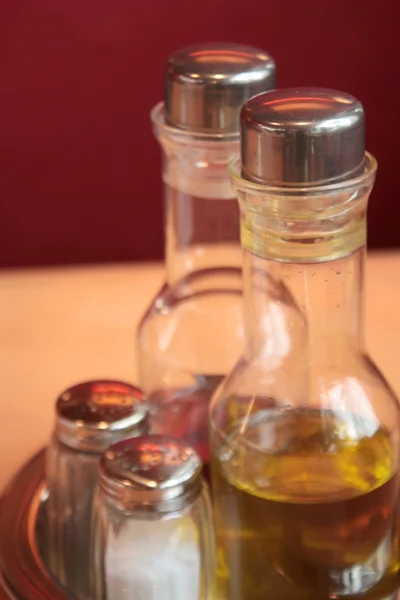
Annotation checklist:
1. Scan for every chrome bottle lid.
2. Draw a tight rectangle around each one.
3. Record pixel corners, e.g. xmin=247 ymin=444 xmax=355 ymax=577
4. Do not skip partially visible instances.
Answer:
xmin=165 ymin=43 xmax=276 ymax=133
xmin=55 ymin=380 xmax=148 ymax=452
xmin=99 ymin=435 xmax=202 ymax=512
xmin=241 ymin=87 xmax=365 ymax=185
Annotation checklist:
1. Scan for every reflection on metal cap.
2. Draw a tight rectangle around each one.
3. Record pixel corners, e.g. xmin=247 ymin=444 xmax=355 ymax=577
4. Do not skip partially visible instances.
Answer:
xmin=165 ymin=42 xmax=276 ymax=133
xmin=55 ymin=380 xmax=148 ymax=452
xmin=99 ymin=435 xmax=202 ymax=512
xmin=241 ymin=87 xmax=365 ymax=185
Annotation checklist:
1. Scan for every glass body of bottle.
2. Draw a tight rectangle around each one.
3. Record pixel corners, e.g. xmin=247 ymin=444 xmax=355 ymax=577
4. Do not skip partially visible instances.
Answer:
xmin=136 ymin=103 xmax=244 ymax=482
xmin=210 ymin=154 xmax=400 ymax=600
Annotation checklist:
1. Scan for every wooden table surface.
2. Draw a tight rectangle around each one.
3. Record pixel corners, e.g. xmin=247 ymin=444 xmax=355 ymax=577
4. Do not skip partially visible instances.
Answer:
xmin=1 ymin=253 xmax=399 ymax=490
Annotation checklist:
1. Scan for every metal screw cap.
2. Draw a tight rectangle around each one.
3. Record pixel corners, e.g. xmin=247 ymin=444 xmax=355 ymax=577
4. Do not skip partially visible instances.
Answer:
xmin=241 ymin=87 xmax=365 ymax=185
xmin=166 ymin=42 xmax=276 ymax=133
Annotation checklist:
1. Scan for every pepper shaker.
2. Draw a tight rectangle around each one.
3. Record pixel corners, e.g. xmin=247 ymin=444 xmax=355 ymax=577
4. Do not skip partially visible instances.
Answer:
xmin=46 ymin=380 xmax=148 ymax=600
xmin=92 ymin=435 xmax=215 ymax=600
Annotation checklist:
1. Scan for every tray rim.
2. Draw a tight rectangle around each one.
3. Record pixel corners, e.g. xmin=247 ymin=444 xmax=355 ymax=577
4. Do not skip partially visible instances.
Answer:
xmin=0 ymin=449 xmax=68 ymax=600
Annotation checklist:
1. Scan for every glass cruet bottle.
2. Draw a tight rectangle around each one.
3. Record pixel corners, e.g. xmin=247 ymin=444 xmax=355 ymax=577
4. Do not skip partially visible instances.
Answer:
xmin=210 ymin=88 xmax=400 ymax=600
xmin=136 ymin=43 xmax=276 ymax=481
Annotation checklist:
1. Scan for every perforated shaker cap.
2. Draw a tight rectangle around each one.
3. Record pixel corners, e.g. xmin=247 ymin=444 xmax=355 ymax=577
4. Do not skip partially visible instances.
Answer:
xmin=55 ymin=380 xmax=148 ymax=452
xmin=99 ymin=435 xmax=203 ymax=512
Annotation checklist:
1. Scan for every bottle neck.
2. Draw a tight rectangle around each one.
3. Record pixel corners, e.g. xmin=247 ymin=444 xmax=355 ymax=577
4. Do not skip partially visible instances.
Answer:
xmin=243 ymin=247 xmax=365 ymax=363
xmin=231 ymin=153 xmax=376 ymax=365
xmin=160 ymin=139 xmax=241 ymax=287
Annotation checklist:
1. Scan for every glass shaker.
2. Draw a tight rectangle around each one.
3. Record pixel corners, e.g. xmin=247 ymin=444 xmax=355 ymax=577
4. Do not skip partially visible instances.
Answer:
xmin=46 ymin=379 xmax=148 ymax=600
xmin=210 ymin=89 xmax=400 ymax=600
xmin=92 ymin=434 xmax=215 ymax=600
xmin=136 ymin=43 xmax=276 ymax=480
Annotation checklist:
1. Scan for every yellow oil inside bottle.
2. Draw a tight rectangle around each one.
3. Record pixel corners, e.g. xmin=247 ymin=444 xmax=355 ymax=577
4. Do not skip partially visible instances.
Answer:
xmin=212 ymin=408 xmax=400 ymax=600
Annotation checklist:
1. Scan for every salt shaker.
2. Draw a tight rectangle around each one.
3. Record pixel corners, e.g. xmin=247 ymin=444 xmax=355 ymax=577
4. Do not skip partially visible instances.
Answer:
xmin=46 ymin=380 xmax=148 ymax=600
xmin=92 ymin=435 xmax=215 ymax=600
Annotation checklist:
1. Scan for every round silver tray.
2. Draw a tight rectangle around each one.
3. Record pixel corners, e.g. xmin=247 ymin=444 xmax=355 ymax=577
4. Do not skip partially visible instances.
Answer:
xmin=0 ymin=450 xmax=67 ymax=600
xmin=1 ymin=451 xmax=399 ymax=600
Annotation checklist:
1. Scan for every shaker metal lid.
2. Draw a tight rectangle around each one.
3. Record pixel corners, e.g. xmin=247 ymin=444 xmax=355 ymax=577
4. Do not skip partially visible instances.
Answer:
xmin=165 ymin=43 xmax=276 ymax=133
xmin=55 ymin=380 xmax=148 ymax=452
xmin=99 ymin=435 xmax=202 ymax=511
xmin=240 ymin=87 xmax=365 ymax=185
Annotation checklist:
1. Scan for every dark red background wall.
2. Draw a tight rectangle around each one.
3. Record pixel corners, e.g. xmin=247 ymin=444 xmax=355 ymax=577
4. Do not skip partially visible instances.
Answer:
xmin=0 ymin=0 xmax=397 ymax=268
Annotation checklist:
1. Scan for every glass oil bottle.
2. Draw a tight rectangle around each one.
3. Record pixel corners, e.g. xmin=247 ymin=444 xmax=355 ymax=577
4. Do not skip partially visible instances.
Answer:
xmin=136 ymin=43 xmax=276 ymax=482
xmin=210 ymin=88 xmax=400 ymax=600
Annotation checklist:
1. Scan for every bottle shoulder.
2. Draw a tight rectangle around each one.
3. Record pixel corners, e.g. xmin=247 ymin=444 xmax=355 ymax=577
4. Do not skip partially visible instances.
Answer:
xmin=136 ymin=271 xmax=244 ymax=386
xmin=137 ymin=269 xmax=243 ymax=337
xmin=210 ymin=352 xmax=400 ymax=436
